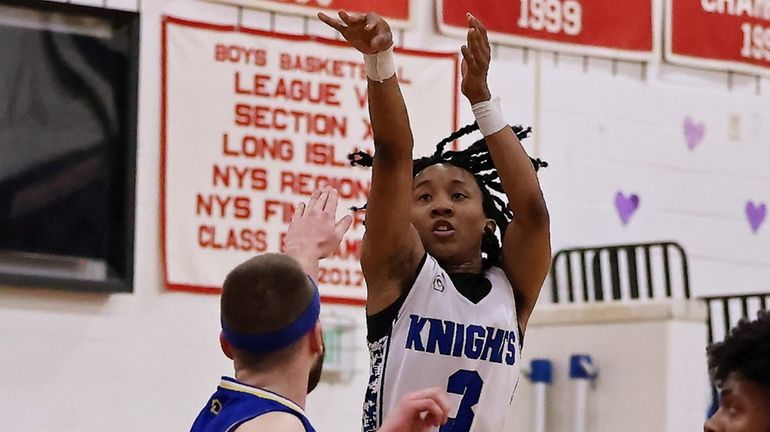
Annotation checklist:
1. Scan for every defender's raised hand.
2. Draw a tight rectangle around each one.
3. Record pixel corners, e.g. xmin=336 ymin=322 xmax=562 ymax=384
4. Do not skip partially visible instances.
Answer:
xmin=318 ymin=11 xmax=393 ymax=54
xmin=284 ymin=188 xmax=353 ymax=263
xmin=461 ymin=13 xmax=492 ymax=104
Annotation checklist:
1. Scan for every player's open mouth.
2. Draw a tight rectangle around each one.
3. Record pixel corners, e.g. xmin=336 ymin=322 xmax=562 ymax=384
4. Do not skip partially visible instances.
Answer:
xmin=432 ymin=220 xmax=456 ymax=238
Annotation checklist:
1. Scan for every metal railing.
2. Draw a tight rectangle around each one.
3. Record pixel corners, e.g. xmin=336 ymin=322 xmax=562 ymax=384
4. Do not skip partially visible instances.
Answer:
xmin=702 ymin=292 xmax=769 ymax=345
xmin=549 ymin=242 xmax=768 ymax=415
xmin=549 ymin=242 xmax=690 ymax=304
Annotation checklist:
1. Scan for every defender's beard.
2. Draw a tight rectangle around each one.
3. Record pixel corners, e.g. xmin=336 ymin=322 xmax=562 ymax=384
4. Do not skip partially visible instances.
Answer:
xmin=307 ymin=342 xmax=325 ymax=393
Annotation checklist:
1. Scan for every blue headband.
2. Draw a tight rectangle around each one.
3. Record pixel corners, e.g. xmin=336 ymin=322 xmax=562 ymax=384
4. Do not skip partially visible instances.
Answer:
xmin=221 ymin=277 xmax=320 ymax=354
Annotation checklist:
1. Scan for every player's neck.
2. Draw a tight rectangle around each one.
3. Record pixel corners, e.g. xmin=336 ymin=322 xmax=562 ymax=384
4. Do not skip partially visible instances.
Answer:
xmin=441 ymin=254 xmax=484 ymax=274
xmin=235 ymin=365 xmax=308 ymax=410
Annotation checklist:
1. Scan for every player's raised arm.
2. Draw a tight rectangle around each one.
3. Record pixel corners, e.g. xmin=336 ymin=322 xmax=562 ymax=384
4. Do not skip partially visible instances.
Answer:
xmin=318 ymin=11 xmax=424 ymax=314
xmin=460 ymin=13 xmax=551 ymax=331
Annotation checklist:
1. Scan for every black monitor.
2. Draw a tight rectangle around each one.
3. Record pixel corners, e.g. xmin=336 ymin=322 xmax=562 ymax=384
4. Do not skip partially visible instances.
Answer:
xmin=0 ymin=0 xmax=138 ymax=292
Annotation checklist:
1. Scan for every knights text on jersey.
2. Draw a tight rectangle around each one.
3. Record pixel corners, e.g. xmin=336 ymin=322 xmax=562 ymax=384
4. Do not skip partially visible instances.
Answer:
xmin=362 ymin=255 xmax=523 ymax=432
xmin=191 ymin=377 xmax=315 ymax=432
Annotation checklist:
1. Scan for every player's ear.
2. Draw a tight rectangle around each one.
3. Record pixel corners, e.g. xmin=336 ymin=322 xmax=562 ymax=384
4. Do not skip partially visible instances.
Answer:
xmin=485 ymin=219 xmax=496 ymax=234
xmin=220 ymin=331 xmax=234 ymax=360
xmin=309 ymin=320 xmax=324 ymax=356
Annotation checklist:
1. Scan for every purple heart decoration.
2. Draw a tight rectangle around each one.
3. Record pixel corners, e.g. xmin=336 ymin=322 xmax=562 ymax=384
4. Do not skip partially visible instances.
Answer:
xmin=683 ymin=116 xmax=705 ymax=151
xmin=615 ymin=192 xmax=640 ymax=226
xmin=745 ymin=201 xmax=767 ymax=234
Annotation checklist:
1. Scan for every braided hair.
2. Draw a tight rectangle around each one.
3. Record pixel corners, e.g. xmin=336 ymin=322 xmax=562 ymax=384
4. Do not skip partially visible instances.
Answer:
xmin=348 ymin=122 xmax=547 ymax=268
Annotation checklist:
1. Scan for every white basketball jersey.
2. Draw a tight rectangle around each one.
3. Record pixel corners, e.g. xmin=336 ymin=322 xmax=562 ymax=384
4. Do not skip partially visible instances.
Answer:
xmin=362 ymin=254 xmax=523 ymax=432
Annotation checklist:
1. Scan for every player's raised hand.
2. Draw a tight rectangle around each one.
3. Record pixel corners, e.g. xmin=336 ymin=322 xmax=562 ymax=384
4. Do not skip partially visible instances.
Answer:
xmin=285 ymin=187 xmax=353 ymax=260
xmin=460 ymin=13 xmax=492 ymax=104
xmin=378 ymin=387 xmax=451 ymax=432
xmin=318 ymin=11 xmax=393 ymax=54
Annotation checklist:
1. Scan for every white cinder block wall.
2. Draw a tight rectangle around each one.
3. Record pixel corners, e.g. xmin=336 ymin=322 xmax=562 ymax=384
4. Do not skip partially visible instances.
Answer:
xmin=0 ymin=0 xmax=767 ymax=431
xmin=508 ymin=301 xmax=710 ymax=432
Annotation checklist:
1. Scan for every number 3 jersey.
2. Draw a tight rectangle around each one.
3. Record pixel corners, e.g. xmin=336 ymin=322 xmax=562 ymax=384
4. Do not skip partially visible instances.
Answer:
xmin=363 ymin=254 xmax=523 ymax=432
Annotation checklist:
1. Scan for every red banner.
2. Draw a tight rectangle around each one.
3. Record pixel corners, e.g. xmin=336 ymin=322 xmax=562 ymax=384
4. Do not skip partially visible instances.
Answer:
xmin=206 ymin=0 xmax=413 ymax=28
xmin=437 ymin=0 xmax=660 ymax=61
xmin=665 ymin=0 xmax=770 ymax=76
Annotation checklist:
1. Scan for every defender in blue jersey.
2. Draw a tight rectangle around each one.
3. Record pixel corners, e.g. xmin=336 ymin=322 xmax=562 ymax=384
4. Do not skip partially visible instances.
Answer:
xmin=191 ymin=188 xmax=452 ymax=432
xmin=192 ymin=377 xmax=315 ymax=432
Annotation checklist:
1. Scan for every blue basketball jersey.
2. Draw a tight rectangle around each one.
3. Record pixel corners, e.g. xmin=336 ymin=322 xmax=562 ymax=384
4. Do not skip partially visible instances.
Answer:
xmin=191 ymin=377 xmax=315 ymax=432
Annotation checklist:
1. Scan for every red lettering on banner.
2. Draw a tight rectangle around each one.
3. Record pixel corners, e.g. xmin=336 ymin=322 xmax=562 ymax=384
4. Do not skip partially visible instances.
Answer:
xmin=279 ymin=53 xmax=365 ymax=78
xmin=700 ymin=0 xmax=770 ymax=20
xmin=195 ymin=193 xmax=251 ymax=219
xmin=234 ymin=72 xmax=342 ymax=106
xmin=234 ymin=104 xmax=348 ymax=138
xmin=215 ymin=44 xmax=267 ymax=66
xmin=197 ymin=225 xmax=268 ymax=252
xmin=305 ymin=142 xmax=348 ymax=167
xmin=669 ymin=0 xmax=770 ymax=73
xmin=235 ymin=72 xmax=271 ymax=96
xmin=211 ymin=165 xmax=268 ymax=191
xmin=222 ymin=133 xmax=294 ymax=161
xmin=362 ymin=118 xmax=373 ymax=141
xmin=739 ymin=23 xmax=770 ymax=61
xmin=439 ymin=0 xmax=655 ymax=58
xmin=318 ymin=266 xmax=365 ymax=287
xmin=264 ymin=199 xmax=296 ymax=223
xmin=279 ymin=171 xmax=370 ymax=201
xmin=517 ymin=0 xmax=583 ymax=36
xmin=354 ymin=85 xmax=368 ymax=109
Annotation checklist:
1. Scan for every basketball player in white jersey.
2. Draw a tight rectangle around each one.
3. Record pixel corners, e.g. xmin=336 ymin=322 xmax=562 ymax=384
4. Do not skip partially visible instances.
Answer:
xmin=318 ymin=11 xmax=551 ymax=432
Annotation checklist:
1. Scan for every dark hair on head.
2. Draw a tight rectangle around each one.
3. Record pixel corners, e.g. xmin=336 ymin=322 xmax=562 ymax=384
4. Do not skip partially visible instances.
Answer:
xmin=349 ymin=122 xmax=547 ymax=268
xmin=707 ymin=310 xmax=770 ymax=391
xmin=221 ymin=253 xmax=315 ymax=370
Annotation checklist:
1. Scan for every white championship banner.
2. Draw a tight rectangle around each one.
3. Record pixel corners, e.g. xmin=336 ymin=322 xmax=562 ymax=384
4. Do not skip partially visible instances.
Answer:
xmin=161 ymin=16 xmax=458 ymax=304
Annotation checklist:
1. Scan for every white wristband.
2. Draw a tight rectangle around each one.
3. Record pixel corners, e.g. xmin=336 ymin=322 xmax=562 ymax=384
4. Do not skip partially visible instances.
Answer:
xmin=471 ymin=97 xmax=507 ymax=137
xmin=364 ymin=46 xmax=396 ymax=82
